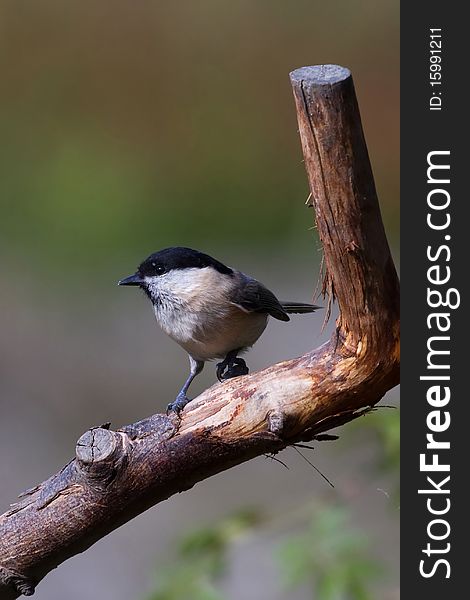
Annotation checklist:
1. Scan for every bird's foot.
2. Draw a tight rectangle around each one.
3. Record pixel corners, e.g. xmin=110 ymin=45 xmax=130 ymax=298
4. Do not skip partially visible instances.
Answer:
xmin=216 ymin=358 xmax=228 ymax=382
xmin=216 ymin=357 xmax=249 ymax=381
xmin=166 ymin=392 xmax=190 ymax=416
xmin=226 ymin=358 xmax=249 ymax=379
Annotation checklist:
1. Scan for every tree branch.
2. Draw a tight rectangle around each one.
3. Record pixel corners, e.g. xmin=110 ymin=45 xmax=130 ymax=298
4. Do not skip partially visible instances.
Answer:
xmin=0 ymin=65 xmax=399 ymax=599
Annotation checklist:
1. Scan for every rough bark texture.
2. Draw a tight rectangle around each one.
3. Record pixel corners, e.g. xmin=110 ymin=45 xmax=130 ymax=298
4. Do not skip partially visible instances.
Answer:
xmin=0 ymin=65 xmax=399 ymax=599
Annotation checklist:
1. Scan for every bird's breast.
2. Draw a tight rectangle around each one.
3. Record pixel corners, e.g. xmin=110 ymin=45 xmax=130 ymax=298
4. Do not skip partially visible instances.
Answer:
xmin=149 ymin=267 xmax=269 ymax=360
xmin=153 ymin=301 xmax=268 ymax=361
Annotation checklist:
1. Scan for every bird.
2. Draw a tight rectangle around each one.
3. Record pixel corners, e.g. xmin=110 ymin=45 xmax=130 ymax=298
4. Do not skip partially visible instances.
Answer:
xmin=118 ymin=247 xmax=320 ymax=414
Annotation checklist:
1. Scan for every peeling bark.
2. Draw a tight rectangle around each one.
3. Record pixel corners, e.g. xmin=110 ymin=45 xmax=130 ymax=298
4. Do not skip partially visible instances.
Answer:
xmin=0 ymin=65 xmax=399 ymax=599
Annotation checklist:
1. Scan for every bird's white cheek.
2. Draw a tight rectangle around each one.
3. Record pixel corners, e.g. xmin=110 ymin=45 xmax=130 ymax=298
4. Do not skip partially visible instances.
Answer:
xmin=145 ymin=271 xmax=199 ymax=299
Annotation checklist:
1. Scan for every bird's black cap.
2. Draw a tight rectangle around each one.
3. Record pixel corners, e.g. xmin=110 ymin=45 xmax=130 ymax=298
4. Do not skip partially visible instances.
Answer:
xmin=138 ymin=247 xmax=233 ymax=277
xmin=119 ymin=247 xmax=233 ymax=285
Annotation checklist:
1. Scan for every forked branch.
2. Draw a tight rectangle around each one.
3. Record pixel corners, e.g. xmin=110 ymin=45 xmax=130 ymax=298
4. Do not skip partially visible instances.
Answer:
xmin=0 ymin=65 xmax=399 ymax=599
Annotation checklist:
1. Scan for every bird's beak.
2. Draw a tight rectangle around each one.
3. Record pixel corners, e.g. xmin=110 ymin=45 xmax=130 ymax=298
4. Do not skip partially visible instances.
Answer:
xmin=118 ymin=273 xmax=144 ymax=286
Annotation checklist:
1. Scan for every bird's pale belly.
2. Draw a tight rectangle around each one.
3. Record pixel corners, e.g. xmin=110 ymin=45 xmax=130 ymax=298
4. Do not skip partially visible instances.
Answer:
xmin=154 ymin=304 xmax=268 ymax=361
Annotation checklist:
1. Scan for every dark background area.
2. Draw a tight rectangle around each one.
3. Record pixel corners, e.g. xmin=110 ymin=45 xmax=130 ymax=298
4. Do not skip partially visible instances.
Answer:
xmin=0 ymin=1 xmax=399 ymax=598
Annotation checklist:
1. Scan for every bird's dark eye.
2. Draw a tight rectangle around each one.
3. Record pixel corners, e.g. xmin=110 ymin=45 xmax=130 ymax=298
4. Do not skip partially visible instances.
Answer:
xmin=151 ymin=262 xmax=165 ymax=275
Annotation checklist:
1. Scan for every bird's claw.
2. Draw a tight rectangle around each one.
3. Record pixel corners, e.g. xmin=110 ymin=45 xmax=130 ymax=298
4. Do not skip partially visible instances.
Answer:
xmin=226 ymin=359 xmax=249 ymax=379
xmin=216 ymin=357 xmax=249 ymax=381
xmin=166 ymin=393 xmax=189 ymax=416
xmin=216 ymin=361 xmax=227 ymax=382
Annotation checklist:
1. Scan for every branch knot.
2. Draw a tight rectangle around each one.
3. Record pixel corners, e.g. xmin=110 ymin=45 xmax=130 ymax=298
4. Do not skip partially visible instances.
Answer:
xmin=75 ymin=427 xmax=128 ymax=489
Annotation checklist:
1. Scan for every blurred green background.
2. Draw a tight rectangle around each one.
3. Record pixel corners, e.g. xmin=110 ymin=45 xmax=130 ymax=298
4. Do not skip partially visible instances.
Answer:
xmin=0 ymin=1 xmax=399 ymax=599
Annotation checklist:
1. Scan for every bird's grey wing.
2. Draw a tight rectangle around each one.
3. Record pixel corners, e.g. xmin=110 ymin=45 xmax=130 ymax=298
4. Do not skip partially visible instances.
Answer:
xmin=232 ymin=277 xmax=290 ymax=322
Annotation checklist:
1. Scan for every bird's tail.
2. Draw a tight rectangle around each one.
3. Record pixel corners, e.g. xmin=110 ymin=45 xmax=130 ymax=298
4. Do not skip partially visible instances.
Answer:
xmin=281 ymin=302 xmax=321 ymax=314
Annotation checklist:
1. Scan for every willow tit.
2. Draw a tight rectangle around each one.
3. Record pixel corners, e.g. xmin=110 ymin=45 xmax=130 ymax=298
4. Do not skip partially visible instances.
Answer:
xmin=119 ymin=247 xmax=320 ymax=414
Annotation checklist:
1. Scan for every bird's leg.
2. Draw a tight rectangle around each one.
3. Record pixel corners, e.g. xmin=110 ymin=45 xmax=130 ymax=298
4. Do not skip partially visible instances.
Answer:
xmin=216 ymin=349 xmax=249 ymax=382
xmin=167 ymin=356 xmax=204 ymax=415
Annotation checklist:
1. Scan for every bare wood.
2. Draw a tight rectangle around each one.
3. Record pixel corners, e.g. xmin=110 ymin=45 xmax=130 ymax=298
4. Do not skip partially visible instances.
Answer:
xmin=0 ymin=65 xmax=399 ymax=599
